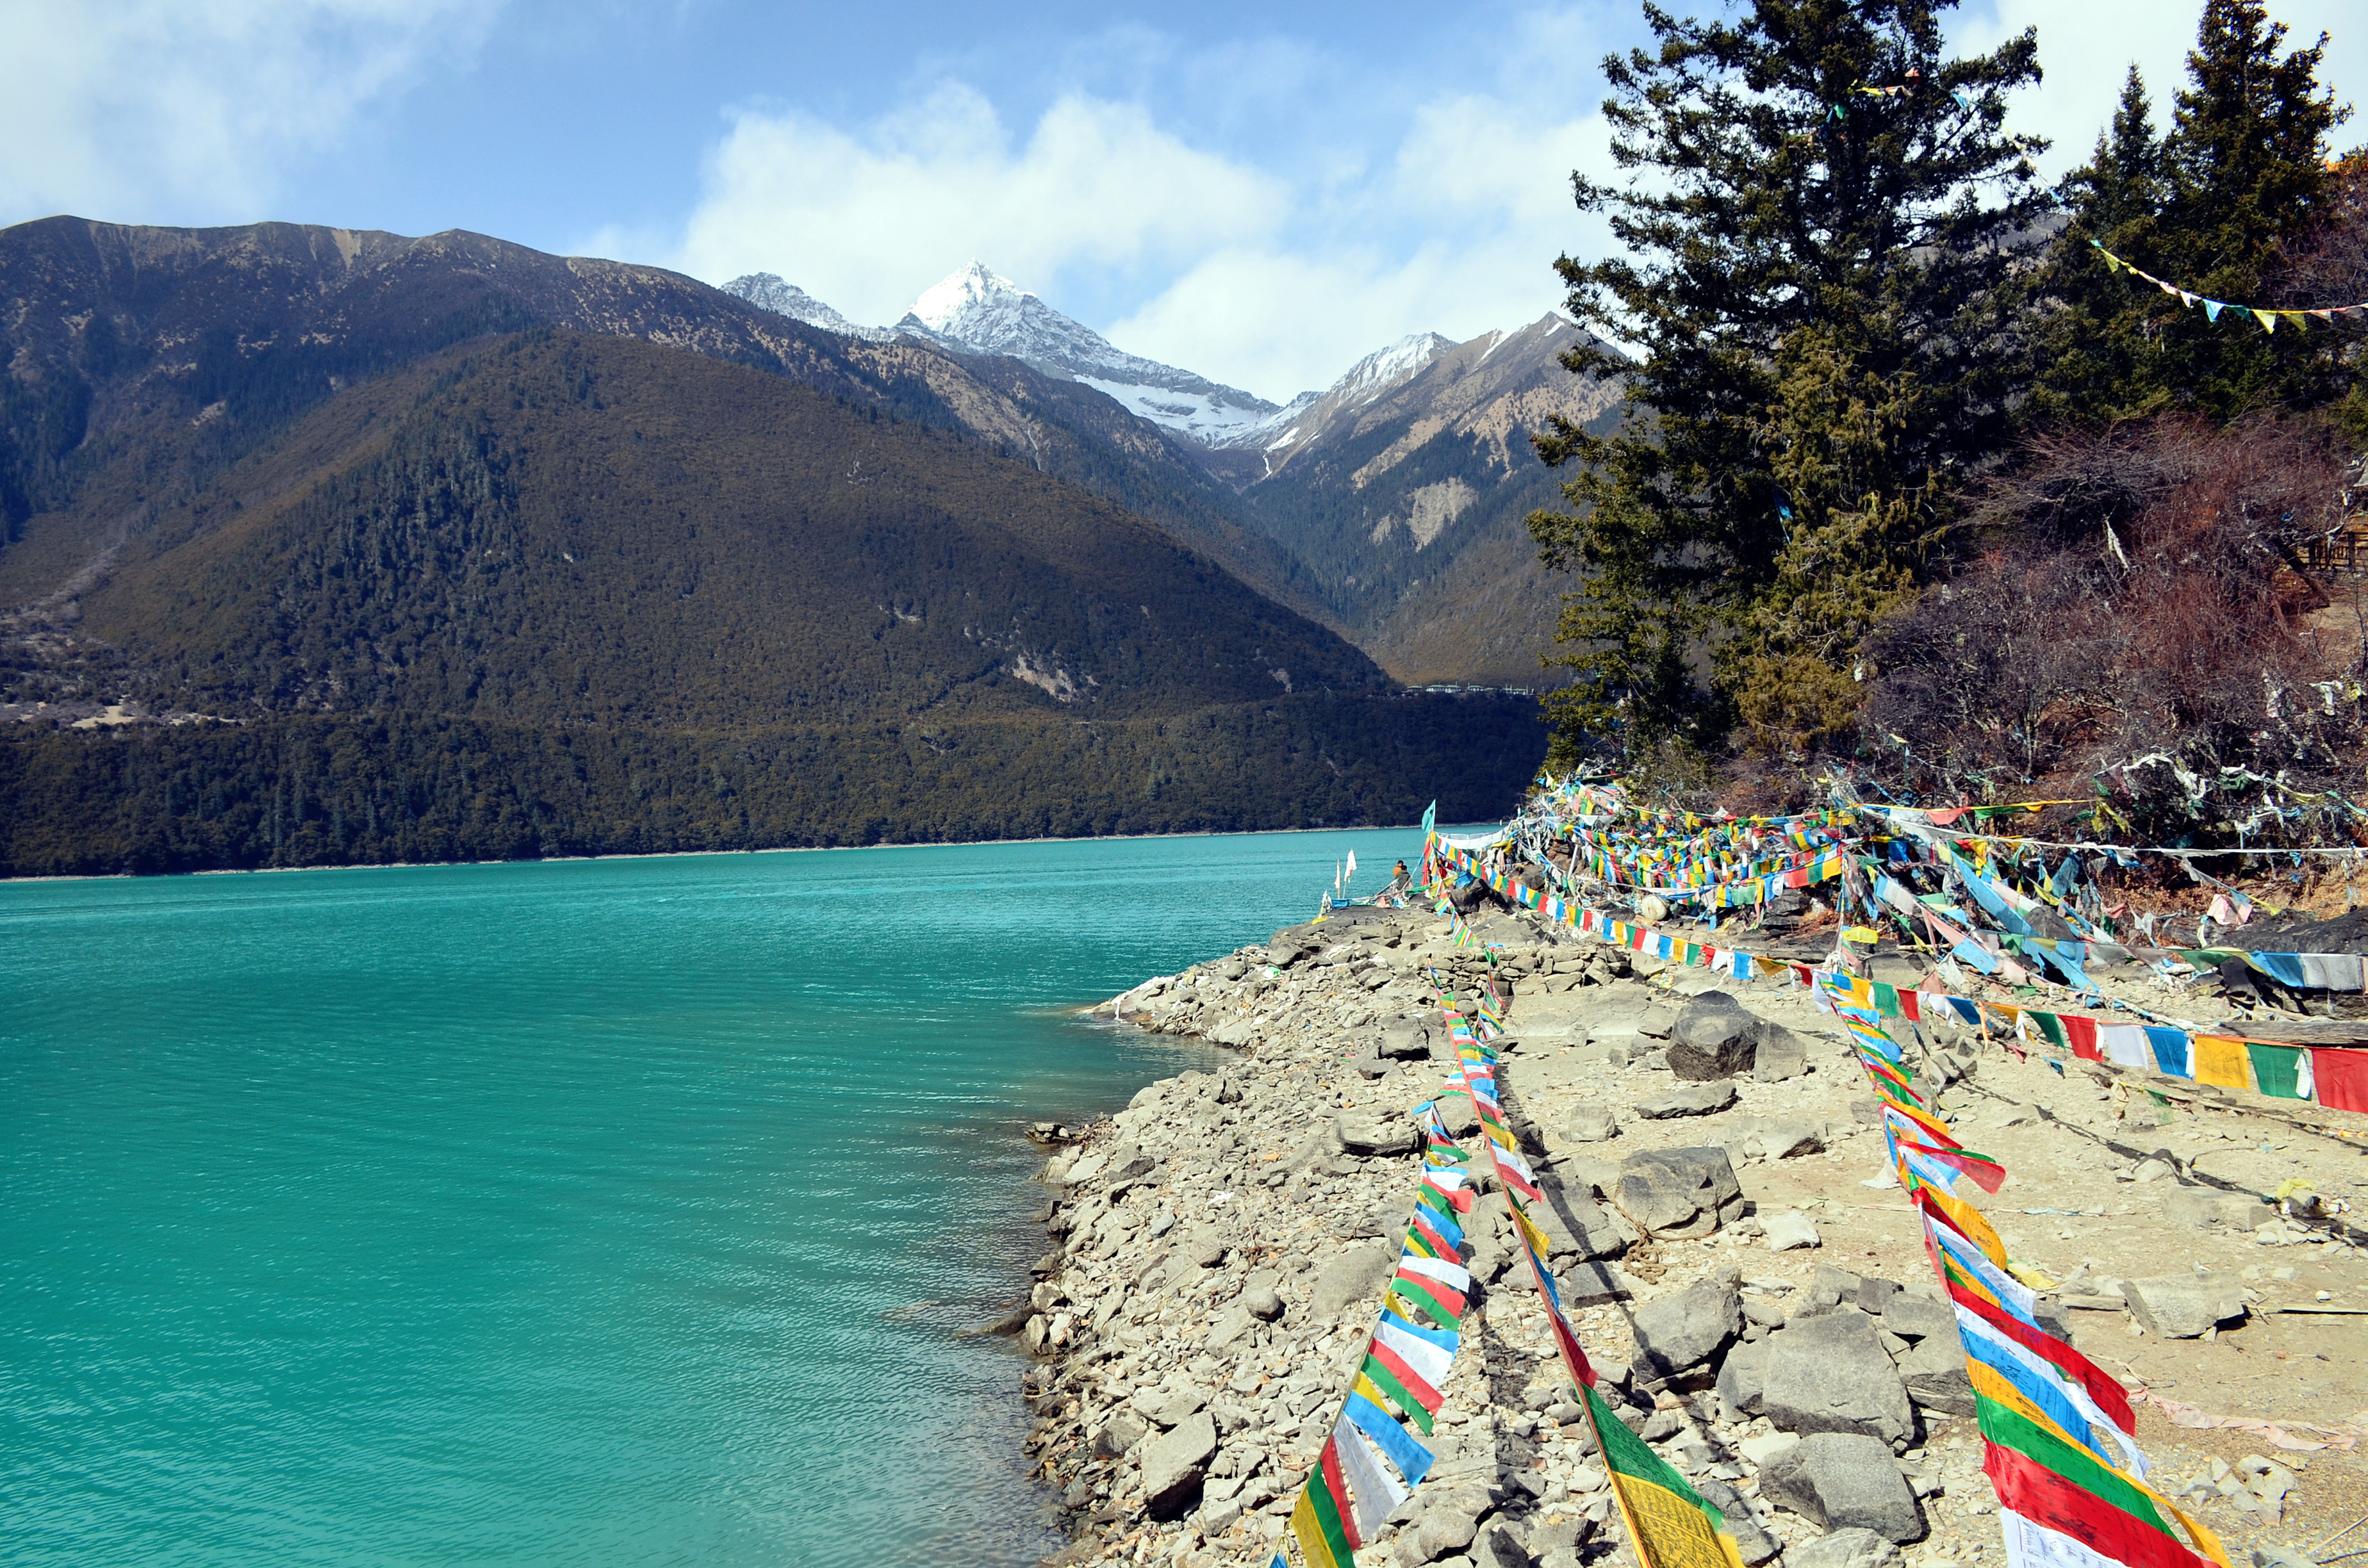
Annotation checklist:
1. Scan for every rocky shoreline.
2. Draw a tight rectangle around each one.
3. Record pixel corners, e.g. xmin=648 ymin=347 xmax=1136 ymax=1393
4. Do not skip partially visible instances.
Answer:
xmin=1010 ymin=899 xmax=2368 ymax=1568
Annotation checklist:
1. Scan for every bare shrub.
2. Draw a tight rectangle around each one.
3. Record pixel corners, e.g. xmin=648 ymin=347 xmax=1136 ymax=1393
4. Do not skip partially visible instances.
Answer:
xmin=1864 ymin=414 xmax=2364 ymax=842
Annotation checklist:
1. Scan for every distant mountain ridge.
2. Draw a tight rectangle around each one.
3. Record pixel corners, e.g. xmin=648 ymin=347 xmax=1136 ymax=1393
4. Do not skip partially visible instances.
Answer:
xmin=718 ymin=262 xmax=1627 ymax=684
xmin=727 ymin=262 xmax=1286 ymax=446
xmin=0 ymin=217 xmax=1550 ymax=874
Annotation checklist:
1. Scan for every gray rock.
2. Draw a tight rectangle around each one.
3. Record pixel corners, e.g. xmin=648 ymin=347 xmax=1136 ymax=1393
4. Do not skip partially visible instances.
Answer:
xmin=1715 ymin=1336 xmax=1768 ymax=1416
xmin=1752 ymin=1020 xmax=1809 ymax=1082
xmin=1559 ymin=1262 xmax=1632 ymax=1307
xmin=1896 ymin=1334 xmax=1975 ymax=1416
xmin=1353 ymin=1057 xmax=1394 ymax=1080
xmin=1633 ymin=1082 xmax=1741 ymax=1119
xmin=1379 ymin=1025 xmax=1435 ymax=1061
xmin=1760 ymin=1433 xmax=1928 ymax=1542
xmin=1759 ymin=1311 xmax=1917 ymax=1444
xmin=1338 ymin=1111 xmax=1420 ymax=1156
xmin=1788 ymin=1527 xmax=1905 ymax=1568
xmin=1093 ymin=1409 xmax=1150 ymax=1457
xmin=1416 ymin=1502 xmax=1483 ymax=1559
xmin=1142 ymin=1385 xmax=1210 ymax=1428
xmin=1141 ymin=1410 xmax=1219 ymax=1519
xmin=1613 ymin=1147 xmax=1745 ymax=1239
xmin=1566 ymin=1105 xmax=1621 ymax=1143
xmin=1669 ymin=993 xmax=1759 ymax=1079
xmin=2125 ymin=1275 xmax=2248 ymax=1339
xmin=1205 ymin=1302 xmax=1258 ymax=1351
xmin=2161 ymin=1183 xmax=2264 ymax=1230
xmin=1877 ymin=1293 xmax=1955 ymax=1344
xmin=1244 ymin=1286 xmax=1285 ymax=1321
xmin=1638 ymin=1408 xmax=1686 ymax=1443
xmin=1470 ymin=1524 xmax=1533 ymax=1568
xmin=1697 ymin=1476 xmax=1784 ymax=1566
xmin=1310 ymin=1243 xmax=1395 ymax=1318
xmin=1807 ymin=1264 xmax=1864 ymax=1309
xmin=1759 ymin=1118 xmax=1827 ymax=1158
xmin=1531 ymin=1195 xmax=1630 ymax=1261
xmin=1631 ymin=1275 xmax=1743 ymax=1380
xmin=1763 ymin=1211 xmax=1821 ymax=1251
xmin=1527 ymin=1516 xmax=1595 ymax=1568
xmin=1435 ymin=1097 xmax=1481 ymax=1138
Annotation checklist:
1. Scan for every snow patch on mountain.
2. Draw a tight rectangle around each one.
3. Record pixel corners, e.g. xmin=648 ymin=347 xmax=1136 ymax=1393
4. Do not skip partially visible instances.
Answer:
xmin=719 ymin=273 xmax=891 ymax=341
xmin=898 ymin=262 xmax=1285 ymax=445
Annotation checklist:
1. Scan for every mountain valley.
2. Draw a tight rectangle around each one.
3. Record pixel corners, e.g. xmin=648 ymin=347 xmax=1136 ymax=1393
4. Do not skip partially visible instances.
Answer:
xmin=0 ymin=217 xmax=1548 ymax=874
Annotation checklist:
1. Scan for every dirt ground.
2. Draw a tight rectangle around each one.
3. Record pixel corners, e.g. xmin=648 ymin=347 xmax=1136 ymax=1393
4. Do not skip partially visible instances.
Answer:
xmin=1499 ymin=958 xmax=2368 ymax=1566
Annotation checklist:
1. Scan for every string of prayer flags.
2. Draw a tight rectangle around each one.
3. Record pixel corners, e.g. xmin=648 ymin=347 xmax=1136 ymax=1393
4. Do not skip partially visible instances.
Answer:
xmin=1274 ymin=1052 xmax=1495 ymax=1568
xmin=1440 ymin=824 xmax=2368 ymax=1118
xmin=2091 ymin=240 xmax=2368 ymax=333
xmin=1828 ymin=995 xmax=2236 ymax=1568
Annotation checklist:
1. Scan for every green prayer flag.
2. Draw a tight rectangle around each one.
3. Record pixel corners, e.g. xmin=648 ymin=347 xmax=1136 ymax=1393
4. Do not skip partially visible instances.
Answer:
xmin=2247 ymin=1042 xmax=2307 ymax=1099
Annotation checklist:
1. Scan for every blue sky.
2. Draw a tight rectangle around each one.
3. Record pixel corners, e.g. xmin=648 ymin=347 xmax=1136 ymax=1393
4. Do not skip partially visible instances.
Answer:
xmin=3 ymin=1 xmax=2359 ymax=400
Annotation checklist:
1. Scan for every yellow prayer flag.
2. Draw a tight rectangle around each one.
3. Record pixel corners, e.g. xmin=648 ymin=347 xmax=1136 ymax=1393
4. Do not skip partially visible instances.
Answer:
xmin=2192 ymin=1036 xmax=2252 ymax=1090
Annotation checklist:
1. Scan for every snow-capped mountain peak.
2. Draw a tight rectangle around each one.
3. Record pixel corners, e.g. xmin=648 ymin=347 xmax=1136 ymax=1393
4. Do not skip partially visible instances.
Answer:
xmin=909 ymin=260 xmax=1027 ymax=334
xmin=718 ymin=273 xmax=890 ymax=341
xmin=890 ymin=262 xmax=1285 ymax=445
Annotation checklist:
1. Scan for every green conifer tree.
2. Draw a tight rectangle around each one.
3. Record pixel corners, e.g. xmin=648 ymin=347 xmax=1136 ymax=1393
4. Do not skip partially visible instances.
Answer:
xmin=2039 ymin=1 xmax=2346 ymax=421
xmin=1528 ymin=0 xmax=2048 ymax=765
xmin=2029 ymin=69 xmax=2174 ymax=424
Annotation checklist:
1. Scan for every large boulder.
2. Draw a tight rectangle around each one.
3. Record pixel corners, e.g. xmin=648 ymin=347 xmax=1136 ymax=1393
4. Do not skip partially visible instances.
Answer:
xmin=1559 ymin=1262 xmax=1632 ymax=1307
xmin=1759 ymin=1311 xmax=1917 ymax=1445
xmin=1530 ymin=1193 xmax=1631 ymax=1261
xmin=1140 ymin=1410 xmax=1219 ymax=1519
xmin=1613 ymin=1147 xmax=1745 ymax=1239
xmin=1337 ymin=1111 xmax=1420 ymax=1157
xmin=1631 ymin=1272 xmax=1743 ymax=1382
xmin=1896 ymin=1335 xmax=1976 ymax=1416
xmin=1760 ymin=1433 xmax=1928 ymax=1542
xmin=1752 ymin=1020 xmax=1810 ymax=1082
xmin=2125 ymin=1275 xmax=2248 ymax=1339
xmin=1715 ymin=1336 xmax=1769 ymax=1417
xmin=1566 ymin=1104 xmax=1621 ymax=1143
xmin=1310 ymin=1243 xmax=1395 ymax=1318
xmin=1378 ymin=1024 xmax=1435 ymax=1061
xmin=1668 ymin=993 xmax=1759 ymax=1079
xmin=1875 ymin=1292 xmax=1956 ymax=1344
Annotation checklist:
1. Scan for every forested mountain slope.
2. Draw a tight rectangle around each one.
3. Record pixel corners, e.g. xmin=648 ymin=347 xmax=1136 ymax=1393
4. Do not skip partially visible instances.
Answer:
xmin=79 ymin=331 xmax=1381 ymax=726
xmin=1209 ymin=316 xmax=1626 ymax=688
xmin=0 ymin=224 xmax=1547 ymax=874
xmin=0 ymin=217 xmax=1321 ymax=628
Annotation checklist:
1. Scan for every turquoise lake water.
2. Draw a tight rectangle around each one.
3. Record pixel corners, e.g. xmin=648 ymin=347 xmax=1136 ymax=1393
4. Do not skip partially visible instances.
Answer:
xmin=0 ymin=827 xmax=1439 ymax=1567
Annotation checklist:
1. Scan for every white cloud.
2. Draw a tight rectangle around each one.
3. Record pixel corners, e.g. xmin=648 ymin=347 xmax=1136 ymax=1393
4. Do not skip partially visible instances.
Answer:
xmin=661 ymin=49 xmax=1617 ymax=402
xmin=0 ymin=0 xmax=496 ymax=227
xmin=1105 ymin=101 xmax=1613 ymax=398
xmin=1949 ymin=0 xmax=2365 ymax=181
xmin=672 ymin=83 xmax=1290 ymax=333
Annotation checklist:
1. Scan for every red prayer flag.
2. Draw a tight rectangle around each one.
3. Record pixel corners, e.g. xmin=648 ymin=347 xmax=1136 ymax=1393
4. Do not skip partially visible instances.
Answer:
xmin=2313 ymin=1049 xmax=2368 ymax=1114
